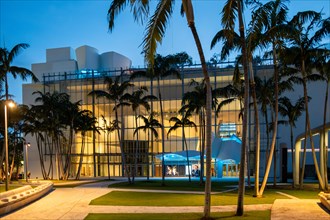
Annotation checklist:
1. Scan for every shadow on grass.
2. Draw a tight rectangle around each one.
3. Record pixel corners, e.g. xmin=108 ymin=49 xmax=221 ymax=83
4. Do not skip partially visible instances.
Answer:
xmin=84 ymin=211 xmax=270 ymax=220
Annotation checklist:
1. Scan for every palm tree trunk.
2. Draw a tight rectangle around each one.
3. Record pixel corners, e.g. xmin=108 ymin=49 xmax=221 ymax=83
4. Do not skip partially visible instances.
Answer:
xmin=147 ymin=131 xmax=150 ymax=181
xmin=107 ymin=133 xmax=111 ymax=180
xmin=133 ymin=115 xmax=139 ymax=183
xmin=299 ymin=120 xmax=308 ymax=188
xmin=259 ymin=44 xmax=279 ymax=196
xmin=249 ymin=60 xmax=261 ymax=197
xmin=290 ymin=124 xmax=295 ymax=188
xmin=115 ymin=102 xmax=131 ymax=183
xmin=236 ymin=1 xmax=249 ymax=216
xmin=323 ymin=81 xmax=329 ymax=191
xmin=75 ymin=136 xmax=85 ymax=180
xmin=9 ymin=144 xmax=16 ymax=181
xmin=303 ymin=80 xmax=324 ymax=189
xmin=183 ymin=128 xmax=191 ymax=182
xmin=265 ymin=110 xmax=270 ymax=170
xmin=157 ymin=79 xmax=166 ymax=186
xmin=182 ymin=0 xmax=211 ymax=217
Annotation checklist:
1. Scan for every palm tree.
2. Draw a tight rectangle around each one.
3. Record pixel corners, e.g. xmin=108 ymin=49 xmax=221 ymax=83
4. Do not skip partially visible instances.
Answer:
xmin=167 ymin=111 xmax=197 ymax=182
xmin=33 ymin=91 xmax=70 ymax=180
xmin=221 ymin=0 xmax=250 ymax=215
xmin=122 ymin=86 xmax=157 ymax=182
xmin=278 ymin=96 xmax=306 ymax=187
xmin=283 ymin=11 xmax=329 ymax=190
xmin=134 ymin=112 xmax=162 ymax=180
xmin=0 ymin=43 xmax=38 ymax=101
xmin=250 ymin=0 xmax=291 ymax=196
xmin=130 ymin=52 xmax=191 ymax=185
xmin=89 ymin=76 xmax=133 ymax=183
xmin=108 ymin=1 xmax=213 ymax=216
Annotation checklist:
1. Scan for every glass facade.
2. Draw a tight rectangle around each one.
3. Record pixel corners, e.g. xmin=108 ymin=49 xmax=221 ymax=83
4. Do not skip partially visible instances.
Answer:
xmin=41 ymin=64 xmax=273 ymax=178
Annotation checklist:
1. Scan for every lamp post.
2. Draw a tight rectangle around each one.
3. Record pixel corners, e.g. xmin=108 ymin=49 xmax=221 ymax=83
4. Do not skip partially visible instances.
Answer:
xmin=4 ymin=100 xmax=15 ymax=191
xmin=25 ymin=142 xmax=31 ymax=182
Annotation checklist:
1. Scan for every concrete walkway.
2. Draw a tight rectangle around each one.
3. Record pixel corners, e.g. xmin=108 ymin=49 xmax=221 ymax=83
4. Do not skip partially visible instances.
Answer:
xmin=1 ymin=180 xmax=329 ymax=219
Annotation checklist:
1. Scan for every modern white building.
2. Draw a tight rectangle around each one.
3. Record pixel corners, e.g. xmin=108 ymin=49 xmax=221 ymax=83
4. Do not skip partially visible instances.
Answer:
xmin=23 ymin=45 xmax=330 ymax=183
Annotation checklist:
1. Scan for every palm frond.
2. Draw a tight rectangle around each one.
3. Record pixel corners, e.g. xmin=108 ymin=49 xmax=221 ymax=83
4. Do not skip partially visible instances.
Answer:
xmin=108 ymin=0 xmax=129 ymax=31
xmin=142 ymin=0 xmax=174 ymax=66
xmin=222 ymin=0 xmax=239 ymax=30
xmin=8 ymin=43 xmax=29 ymax=64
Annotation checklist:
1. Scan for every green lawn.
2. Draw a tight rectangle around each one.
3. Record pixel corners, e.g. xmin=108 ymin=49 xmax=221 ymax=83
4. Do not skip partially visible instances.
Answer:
xmin=85 ymin=211 xmax=271 ymax=220
xmin=109 ymin=180 xmax=238 ymax=192
xmin=90 ymin=188 xmax=287 ymax=206
xmin=0 ymin=185 xmax=22 ymax=193
xmin=52 ymin=179 xmax=112 ymax=188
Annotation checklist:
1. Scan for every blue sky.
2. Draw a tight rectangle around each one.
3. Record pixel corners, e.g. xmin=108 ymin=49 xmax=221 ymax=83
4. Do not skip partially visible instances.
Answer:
xmin=1 ymin=0 xmax=329 ymax=104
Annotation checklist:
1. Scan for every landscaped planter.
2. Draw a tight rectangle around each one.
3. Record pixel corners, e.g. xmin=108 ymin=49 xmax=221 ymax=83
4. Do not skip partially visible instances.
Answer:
xmin=0 ymin=182 xmax=53 ymax=216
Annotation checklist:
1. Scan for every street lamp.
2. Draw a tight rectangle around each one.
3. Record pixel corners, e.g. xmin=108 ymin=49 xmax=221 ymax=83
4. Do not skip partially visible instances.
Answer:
xmin=4 ymin=100 xmax=15 ymax=191
xmin=25 ymin=142 xmax=31 ymax=182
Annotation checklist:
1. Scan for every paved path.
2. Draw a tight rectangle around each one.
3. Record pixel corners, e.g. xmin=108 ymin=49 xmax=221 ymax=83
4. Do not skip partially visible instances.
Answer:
xmin=1 ymin=180 xmax=329 ymax=219
xmin=271 ymin=199 xmax=329 ymax=220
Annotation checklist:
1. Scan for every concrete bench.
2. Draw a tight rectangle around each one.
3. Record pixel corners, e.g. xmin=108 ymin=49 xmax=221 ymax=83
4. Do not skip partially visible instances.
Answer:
xmin=318 ymin=192 xmax=330 ymax=211
xmin=0 ymin=182 xmax=53 ymax=216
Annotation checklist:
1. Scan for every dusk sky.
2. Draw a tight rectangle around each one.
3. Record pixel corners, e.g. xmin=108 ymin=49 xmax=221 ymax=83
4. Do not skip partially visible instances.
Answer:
xmin=1 ymin=0 xmax=329 ymax=104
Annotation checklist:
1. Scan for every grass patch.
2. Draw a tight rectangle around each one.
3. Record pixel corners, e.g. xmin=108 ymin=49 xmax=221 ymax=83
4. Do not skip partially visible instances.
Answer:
xmin=90 ymin=188 xmax=287 ymax=206
xmin=109 ymin=180 xmax=238 ymax=192
xmin=265 ymin=184 xmax=321 ymax=199
xmin=85 ymin=211 xmax=270 ymax=220
xmin=52 ymin=178 xmax=112 ymax=188
xmin=0 ymin=184 xmax=22 ymax=193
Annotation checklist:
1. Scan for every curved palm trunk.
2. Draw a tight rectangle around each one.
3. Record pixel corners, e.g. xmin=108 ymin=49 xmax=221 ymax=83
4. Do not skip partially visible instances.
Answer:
xmin=323 ymin=81 xmax=329 ymax=191
xmin=249 ymin=60 xmax=261 ymax=197
xmin=265 ymin=110 xmax=270 ymax=168
xmin=259 ymin=44 xmax=279 ymax=196
xmin=303 ymin=79 xmax=324 ymax=189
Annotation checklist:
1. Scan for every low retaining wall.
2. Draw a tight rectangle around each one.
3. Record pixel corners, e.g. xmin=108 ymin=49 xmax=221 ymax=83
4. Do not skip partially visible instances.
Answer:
xmin=0 ymin=181 xmax=53 ymax=216
xmin=318 ymin=192 xmax=330 ymax=211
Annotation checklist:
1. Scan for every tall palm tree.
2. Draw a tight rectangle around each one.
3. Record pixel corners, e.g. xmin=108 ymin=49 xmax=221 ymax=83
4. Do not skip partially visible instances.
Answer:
xmin=221 ymin=0 xmax=250 ymax=215
xmin=278 ymin=96 xmax=306 ymax=187
xmin=283 ymin=11 xmax=329 ymax=190
xmin=130 ymin=52 xmax=191 ymax=185
xmin=89 ymin=76 xmax=133 ymax=183
xmin=134 ymin=112 xmax=162 ymax=180
xmin=108 ymin=1 xmax=213 ymax=216
xmin=247 ymin=0 xmax=290 ymax=196
xmin=167 ymin=111 xmax=197 ymax=182
xmin=122 ymin=86 xmax=157 ymax=182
